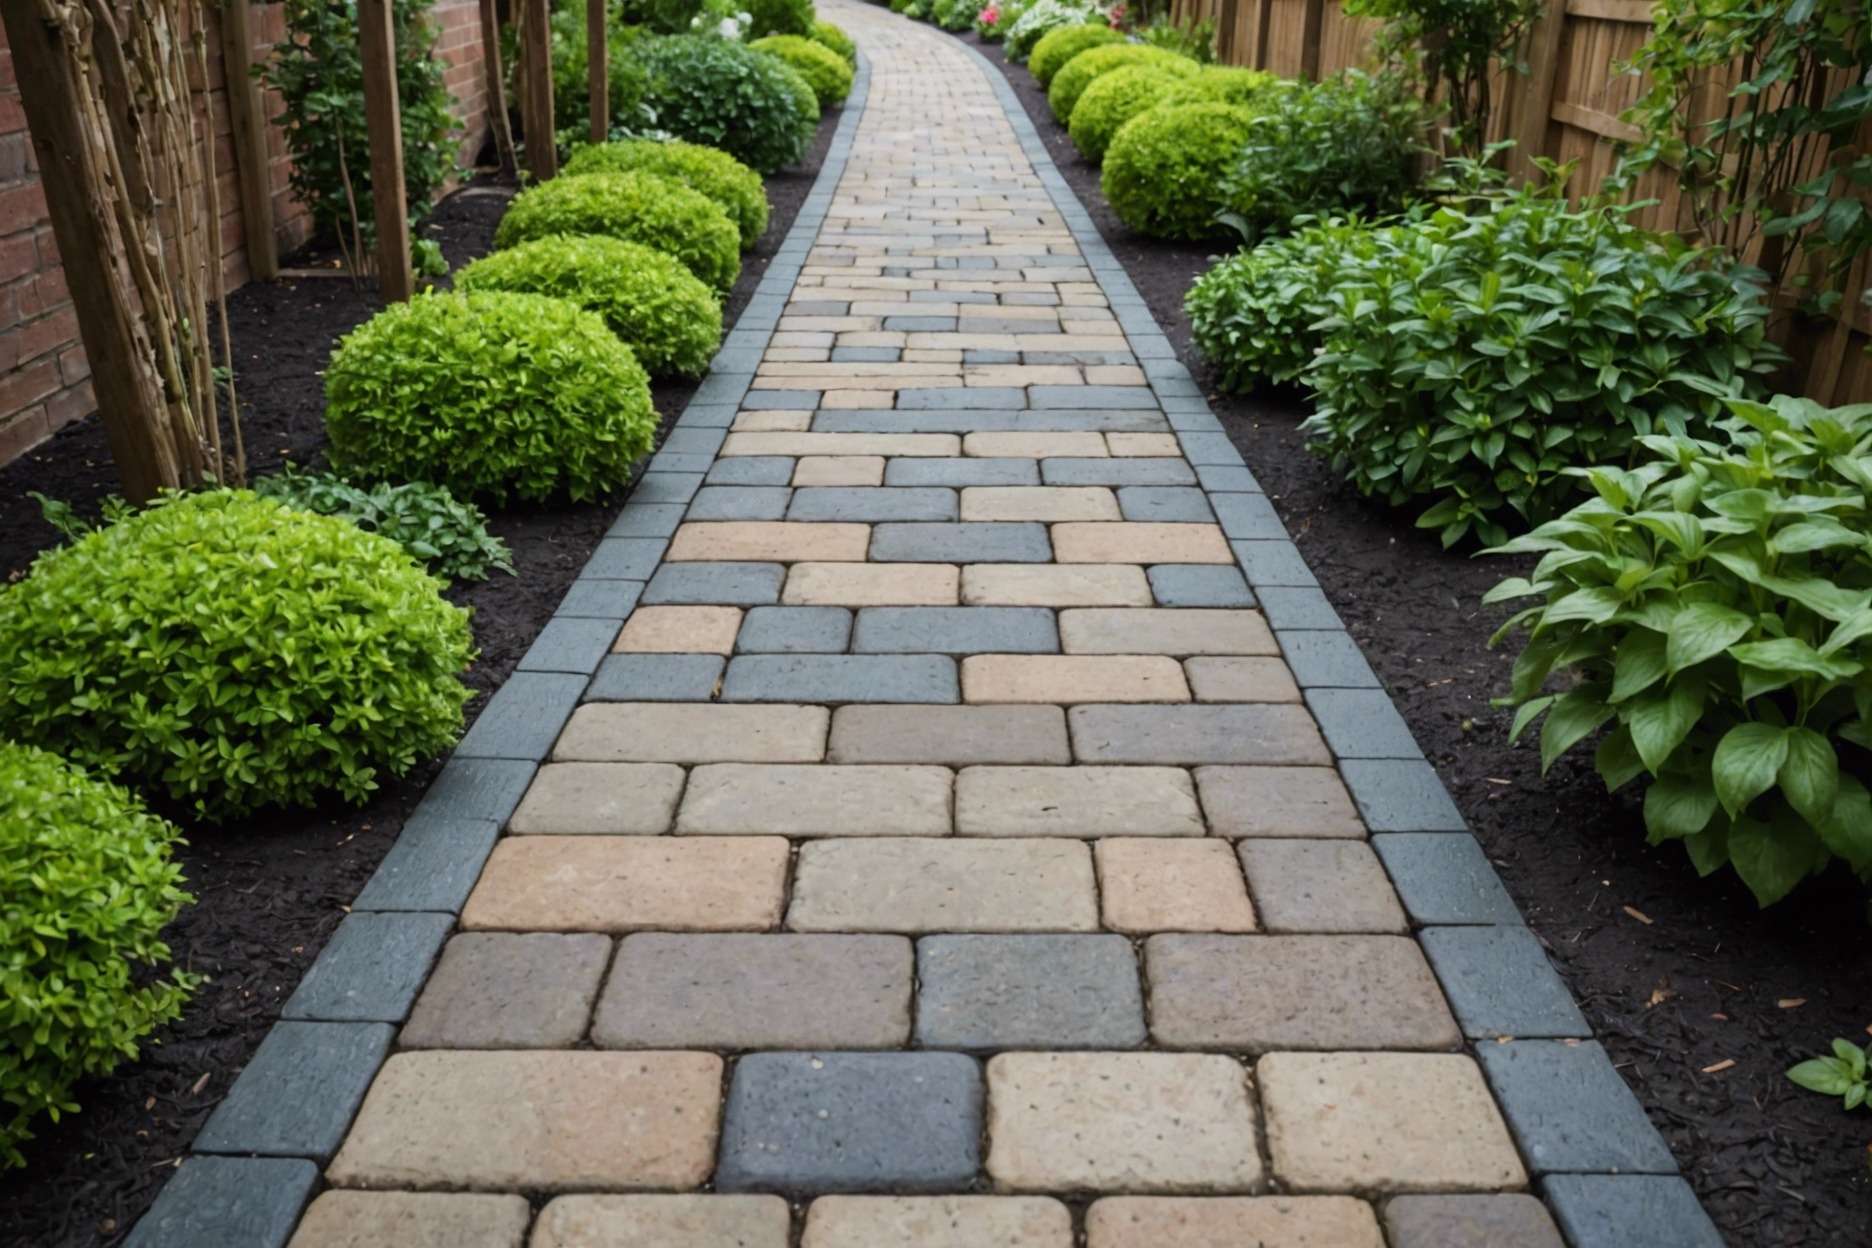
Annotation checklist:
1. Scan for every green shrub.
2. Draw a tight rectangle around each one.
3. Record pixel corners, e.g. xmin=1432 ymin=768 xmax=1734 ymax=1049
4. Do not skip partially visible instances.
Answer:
xmin=1102 ymin=101 xmax=1260 ymax=238
xmin=630 ymin=34 xmax=816 ymax=173
xmin=0 ymin=744 xmax=196 ymax=1167
xmin=494 ymin=171 xmax=740 ymax=292
xmin=750 ymin=34 xmax=854 ymax=109
xmin=563 ymin=138 xmax=768 ymax=247
xmin=1136 ymin=13 xmax=1216 ymax=61
xmin=0 ymin=491 xmax=474 ymax=818
xmin=544 ymin=7 xmax=649 ymax=132
xmin=1486 ymin=394 xmax=1872 ymax=907
xmin=1068 ymin=66 xmax=1183 ymax=163
xmin=326 ymin=291 xmax=658 ymax=503
xmin=1158 ymin=64 xmax=1284 ymax=109
xmin=1048 ymin=43 xmax=1197 ymax=123
xmin=617 ymin=0 xmax=704 ymax=33
xmin=746 ymin=0 xmax=814 ymax=37
xmin=1300 ymin=189 xmax=1783 ymax=546
xmin=456 ymin=235 xmax=722 ymax=378
xmin=1029 ymin=22 xmax=1123 ymax=87
xmin=1006 ymin=0 xmax=1101 ymax=60
xmin=811 ymin=19 xmax=857 ymax=62
xmin=254 ymin=466 xmax=514 ymax=581
xmin=767 ymin=54 xmax=823 ymax=132
xmin=890 ymin=0 xmax=932 ymax=18
xmin=931 ymin=0 xmax=977 ymax=29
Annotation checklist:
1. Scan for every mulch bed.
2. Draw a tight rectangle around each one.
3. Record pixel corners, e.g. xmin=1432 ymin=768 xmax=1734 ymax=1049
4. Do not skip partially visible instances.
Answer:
xmin=964 ymin=30 xmax=1872 ymax=1248
xmin=0 ymin=110 xmax=837 ymax=1248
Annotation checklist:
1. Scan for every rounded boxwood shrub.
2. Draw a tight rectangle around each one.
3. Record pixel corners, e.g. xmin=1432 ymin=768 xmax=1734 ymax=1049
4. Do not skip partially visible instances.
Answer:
xmin=494 ymin=171 xmax=740 ymax=292
xmin=0 ymin=743 xmax=196 ymax=1166
xmin=810 ymin=19 xmax=856 ymax=63
xmin=456 ymin=236 xmax=721 ymax=378
xmin=1029 ymin=22 xmax=1122 ymax=87
xmin=746 ymin=0 xmax=814 ymax=37
xmin=1103 ymin=101 xmax=1260 ymax=239
xmin=750 ymin=34 xmax=853 ymax=110
xmin=768 ymin=53 xmax=824 ymax=130
xmin=630 ymin=34 xmax=816 ymax=174
xmin=1048 ymin=43 xmax=1197 ymax=123
xmin=562 ymin=139 xmax=769 ymax=248
xmin=1159 ymin=64 xmax=1284 ymax=109
xmin=0 ymin=491 xmax=475 ymax=819
xmin=326 ymin=291 xmax=657 ymax=503
xmin=1068 ymin=65 xmax=1183 ymax=163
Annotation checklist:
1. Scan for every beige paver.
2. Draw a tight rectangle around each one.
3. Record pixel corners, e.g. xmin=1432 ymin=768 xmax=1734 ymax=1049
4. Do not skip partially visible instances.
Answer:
xmin=613 ymin=605 xmax=742 ymax=654
xmin=461 ymin=836 xmax=789 ymax=932
xmin=821 ymin=389 xmax=898 ymax=409
xmin=1258 ymin=1053 xmax=1527 ymax=1192
xmin=963 ymin=431 xmax=1108 ymax=458
xmin=677 ymin=763 xmax=952 ymax=836
xmin=785 ymin=561 xmax=961 ymax=605
xmin=1196 ymin=766 xmax=1365 ymax=837
xmin=804 ymin=1196 xmax=1074 ymax=1247
xmin=326 ymin=1051 xmax=722 ymax=1191
xmin=532 ymin=1196 xmax=790 ymax=1248
xmin=732 ymin=410 xmax=812 ymax=431
xmin=1097 ymin=839 xmax=1256 ymax=933
xmin=1060 ymin=609 xmax=1278 ymax=656
xmin=1053 ymin=523 xmax=1233 ymax=564
xmin=962 ymin=563 xmax=1153 ymax=606
xmin=986 ymin=1053 xmax=1262 ymax=1192
xmin=1105 ymin=432 xmax=1181 ymax=457
xmin=1084 ymin=1197 xmax=1384 ymax=1248
xmin=667 ymin=522 xmax=870 ymax=562
xmin=400 ymin=932 xmax=611 ymax=1049
xmin=554 ymin=703 xmax=828 ymax=763
xmin=287 ymin=1192 xmax=531 ymax=1248
xmin=1086 ymin=365 xmax=1147 ymax=386
xmin=1237 ymin=840 xmax=1407 ymax=932
xmin=956 ymin=766 xmax=1203 ymax=837
xmin=829 ymin=704 xmax=1071 ymax=765
xmin=795 ymin=455 xmax=886 ymax=485
xmin=960 ymin=486 xmax=1120 ymax=521
xmin=509 ymin=762 xmax=685 ymax=834
xmin=722 ymin=431 xmax=959 ymax=457
xmin=788 ymin=837 xmax=1097 ymax=932
xmin=1183 ymin=657 xmax=1300 ymax=702
xmin=962 ymin=655 xmax=1190 ymax=703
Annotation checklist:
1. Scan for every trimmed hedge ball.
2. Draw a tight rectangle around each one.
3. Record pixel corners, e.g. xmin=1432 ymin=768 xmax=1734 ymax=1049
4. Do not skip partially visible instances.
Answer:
xmin=1103 ymin=101 xmax=1263 ymax=239
xmin=456 ymin=235 xmax=722 ymax=379
xmin=1159 ymin=65 xmax=1286 ymax=109
xmin=0 ymin=743 xmax=196 ymax=1166
xmin=751 ymin=34 xmax=854 ymax=110
xmin=0 ymin=492 xmax=474 ymax=819
xmin=631 ymin=35 xmax=815 ymax=174
xmin=1048 ymin=43 xmax=1197 ymax=124
xmin=326 ymin=291 xmax=658 ymax=503
xmin=562 ymin=138 xmax=769 ymax=248
xmin=1068 ymin=65 xmax=1183 ymax=163
xmin=494 ymin=171 xmax=740 ymax=292
xmin=811 ymin=19 xmax=856 ymax=64
xmin=1028 ymin=22 xmax=1122 ymax=88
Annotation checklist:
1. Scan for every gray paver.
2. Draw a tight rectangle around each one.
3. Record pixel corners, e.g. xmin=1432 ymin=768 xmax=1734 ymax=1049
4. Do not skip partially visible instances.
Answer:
xmin=1117 ymin=486 xmax=1213 ymax=523
xmin=608 ymin=503 xmax=688 ymax=538
xmin=1236 ymin=840 xmax=1407 ymax=933
xmin=687 ymin=485 xmax=793 ymax=521
xmin=1147 ymin=565 xmax=1254 ymax=607
xmin=1043 ymin=457 xmax=1195 ymax=486
xmin=830 ymin=704 xmax=1070 ymax=765
xmin=1232 ymin=540 xmax=1318 ymax=588
xmin=744 ymin=389 xmax=819 ymax=410
xmin=582 ymin=538 xmax=668 ymax=580
xmin=1385 ymin=1195 xmax=1564 ymax=1248
xmin=124 ymin=1156 xmax=317 ymax=1248
xmin=554 ymin=580 xmax=643 ymax=620
xmin=454 ymin=673 xmax=585 ymax=761
xmin=790 ymin=486 xmax=959 ymax=522
xmin=1306 ymin=688 xmax=1423 ymax=759
xmin=194 ymin=1021 xmax=395 ymax=1160
xmin=1540 ymin=1177 xmax=1723 ymax=1248
xmin=738 ymin=606 xmax=854 ymax=653
xmin=414 ymin=757 xmax=535 ymax=825
xmin=587 ymin=653 xmax=726 ymax=701
xmin=852 ymin=606 xmax=1058 ymax=654
xmin=1371 ymin=833 xmax=1521 ymax=923
xmin=1069 ymin=704 xmax=1331 ymax=765
xmin=717 ymin=1052 xmax=982 ymax=1193
xmin=1420 ymin=926 xmax=1592 ymax=1039
xmin=870 ymin=521 xmax=1052 ymax=563
xmin=1210 ymin=492 xmax=1286 ymax=539
xmin=1177 ymin=432 xmax=1242 ymax=464
xmin=709 ymin=456 xmax=797 ymax=486
xmin=517 ymin=617 xmax=622 ymax=675
xmin=1032 ymin=384 xmax=1155 ymax=409
xmin=722 ymin=654 xmax=958 ymax=703
xmin=1254 ymin=587 xmax=1342 ymax=630
xmin=1341 ymin=761 xmax=1468 ymax=832
xmin=885 ymin=456 xmax=1039 ymax=486
xmin=642 ymin=561 xmax=786 ymax=605
xmin=1476 ymin=1040 xmax=1678 ymax=1175
xmin=629 ymin=471 xmax=704 ymax=504
xmin=401 ymin=932 xmax=612 ymax=1049
xmin=351 ymin=813 xmax=500 ymax=914
xmin=1280 ymin=631 xmax=1381 ymax=688
xmin=1196 ymin=464 xmax=1261 ymax=493
xmin=282 ymin=912 xmax=454 ymax=1022
xmin=916 ymin=934 xmax=1145 ymax=1049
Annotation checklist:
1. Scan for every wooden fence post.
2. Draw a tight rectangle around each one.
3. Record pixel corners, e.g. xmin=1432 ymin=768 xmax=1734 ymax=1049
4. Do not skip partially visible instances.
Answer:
xmin=588 ymin=0 xmax=607 ymax=146
xmin=521 ymin=0 xmax=558 ymax=179
xmin=479 ymin=0 xmax=519 ymax=176
xmin=1253 ymin=0 xmax=1272 ymax=69
xmin=1510 ymin=0 xmax=1567 ymax=183
xmin=358 ymin=0 xmax=413 ymax=301
xmin=218 ymin=0 xmax=277 ymax=280
xmin=1299 ymin=0 xmax=1325 ymax=80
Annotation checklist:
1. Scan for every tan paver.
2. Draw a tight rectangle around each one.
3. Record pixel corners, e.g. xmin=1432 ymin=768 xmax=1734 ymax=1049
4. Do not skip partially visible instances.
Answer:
xmin=1258 ymin=1053 xmax=1527 ymax=1192
xmin=677 ymin=763 xmax=952 ymax=836
xmin=668 ymin=522 xmax=870 ymax=563
xmin=400 ymin=932 xmax=611 ymax=1049
xmin=1104 ymin=433 xmax=1180 ymax=457
xmin=795 ymin=455 xmax=886 ymax=485
xmin=722 ymin=431 xmax=959 ymax=457
xmin=326 ymin=1051 xmax=722 ymax=1191
xmin=785 ymin=561 xmax=961 ymax=605
xmin=1237 ymin=840 xmax=1408 ymax=932
xmin=1085 ymin=1197 xmax=1384 ymax=1248
xmin=821 ymin=389 xmax=897 ymax=409
xmin=554 ymin=703 xmax=828 ymax=763
xmin=788 ymin=837 xmax=1097 ymax=932
xmin=1097 ymin=839 xmax=1256 ymax=933
xmin=1196 ymin=766 xmax=1365 ymax=837
xmin=963 ymin=431 xmax=1108 ymax=458
xmin=287 ymin=1192 xmax=531 ymax=1248
xmin=986 ymin=1053 xmax=1262 ymax=1192
xmin=956 ymin=765 xmax=1202 ymax=837
xmin=732 ymin=410 xmax=812 ymax=431
xmin=959 ymin=485 xmax=1120 ymax=521
xmin=1060 ymin=609 xmax=1278 ymax=656
xmin=509 ymin=762 xmax=685 ymax=834
xmin=962 ymin=563 xmax=1153 ymax=606
xmin=830 ymin=704 xmax=1070 ymax=765
xmin=1053 ymin=523 xmax=1233 ymax=564
xmin=963 ymin=655 xmax=1190 ymax=703
xmin=1184 ymin=657 xmax=1300 ymax=702
xmin=532 ymin=1196 xmax=790 ymax=1248
xmin=613 ymin=605 xmax=742 ymax=654
xmin=804 ymin=1196 xmax=1074 ymax=1247
xmin=461 ymin=836 xmax=789 ymax=932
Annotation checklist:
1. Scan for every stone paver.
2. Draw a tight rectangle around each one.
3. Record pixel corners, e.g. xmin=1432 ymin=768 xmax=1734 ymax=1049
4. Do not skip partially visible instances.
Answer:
xmin=956 ymin=765 xmax=1202 ymax=836
xmin=400 ymin=933 xmax=610 ymax=1049
xmin=803 ymin=1196 xmax=1072 ymax=1248
xmin=783 ymin=561 xmax=960 ymax=605
xmin=531 ymin=1196 xmax=790 ymax=1248
xmin=1085 ymin=1197 xmax=1385 ymax=1248
xmin=829 ymin=704 xmax=1070 ymax=764
xmin=789 ymin=838 xmax=1096 ymax=932
xmin=1195 ymin=765 xmax=1365 ymax=837
xmin=1384 ymin=1195 xmax=1566 ymax=1248
xmin=678 ymin=763 xmax=951 ymax=835
xmin=961 ymin=563 xmax=1152 ymax=605
xmin=916 ymin=934 xmax=1145 ymax=1049
xmin=1070 ymin=704 xmax=1331 ymax=765
xmin=462 ymin=836 xmax=789 ymax=932
xmin=964 ymin=654 xmax=1190 ymax=703
xmin=668 ymin=521 xmax=870 ymax=562
xmin=555 ymin=703 xmax=828 ymax=763
xmin=1097 ymin=839 xmax=1256 ymax=933
xmin=613 ymin=605 xmax=740 ymax=653
xmin=286 ymin=1192 xmax=531 ymax=1248
xmin=1235 ymin=840 xmax=1408 ymax=932
xmin=508 ymin=763 xmax=685 ymax=834
xmin=1183 ymin=656 xmax=1298 ymax=702
xmin=1060 ymin=608 xmax=1276 ymax=656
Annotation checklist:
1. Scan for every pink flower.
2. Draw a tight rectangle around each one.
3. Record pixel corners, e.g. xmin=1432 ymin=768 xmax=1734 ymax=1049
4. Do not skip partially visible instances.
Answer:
xmin=979 ymin=4 xmax=998 ymax=21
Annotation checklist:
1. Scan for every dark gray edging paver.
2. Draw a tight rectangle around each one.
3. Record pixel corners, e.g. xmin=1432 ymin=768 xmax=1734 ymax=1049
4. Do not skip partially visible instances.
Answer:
xmin=131 ymin=59 xmax=878 ymax=1248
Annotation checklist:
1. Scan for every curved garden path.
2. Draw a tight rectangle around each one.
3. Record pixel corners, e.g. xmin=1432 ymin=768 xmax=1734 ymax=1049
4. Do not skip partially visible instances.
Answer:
xmin=126 ymin=6 xmax=1723 ymax=1246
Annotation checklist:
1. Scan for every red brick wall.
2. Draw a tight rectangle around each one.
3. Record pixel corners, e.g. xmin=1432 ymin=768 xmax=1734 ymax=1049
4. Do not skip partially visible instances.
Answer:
xmin=0 ymin=1 xmax=493 ymax=467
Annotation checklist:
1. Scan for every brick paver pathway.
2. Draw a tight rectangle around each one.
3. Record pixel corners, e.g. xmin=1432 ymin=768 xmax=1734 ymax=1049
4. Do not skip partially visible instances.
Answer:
xmin=261 ymin=7 xmax=1612 ymax=1246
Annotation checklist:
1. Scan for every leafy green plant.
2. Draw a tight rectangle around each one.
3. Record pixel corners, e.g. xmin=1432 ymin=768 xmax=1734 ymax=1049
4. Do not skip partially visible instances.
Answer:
xmin=326 ymin=291 xmax=657 ymax=503
xmin=456 ymin=234 xmax=722 ymax=378
xmin=1157 ymin=64 xmax=1283 ymax=109
xmin=978 ymin=0 xmax=1030 ymax=41
xmin=811 ymin=19 xmax=857 ymax=63
xmin=1049 ymin=42 xmax=1196 ymax=123
xmin=1789 ymin=1038 xmax=1870 ymax=1110
xmin=1486 ymin=394 xmax=1872 ymax=906
xmin=1006 ymin=0 xmax=1103 ymax=61
xmin=1102 ymin=100 xmax=1261 ymax=239
xmin=1302 ymin=188 xmax=1784 ymax=546
xmin=0 ymin=491 xmax=473 ymax=818
xmin=253 ymin=465 xmax=514 ymax=582
xmin=1068 ymin=66 xmax=1183 ymax=163
xmin=261 ymin=0 xmax=458 ymax=271
xmin=629 ymin=34 xmax=817 ymax=173
xmin=0 ymin=743 xmax=197 ymax=1167
xmin=617 ymin=0 xmax=706 ymax=33
xmin=1341 ymin=0 xmax=1541 ymax=155
xmin=1028 ymin=22 xmax=1123 ymax=87
xmin=750 ymin=34 xmax=854 ymax=110
xmin=538 ymin=4 xmax=650 ymax=133
xmin=494 ymin=171 xmax=740 ymax=292
xmin=1136 ymin=14 xmax=1216 ymax=63
xmin=563 ymin=138 xmax=769 ymax=248
xmin=745 ymin=0 xmax=815 ymax=37
xmin=931 ymin=0 xmax=978 ymax=29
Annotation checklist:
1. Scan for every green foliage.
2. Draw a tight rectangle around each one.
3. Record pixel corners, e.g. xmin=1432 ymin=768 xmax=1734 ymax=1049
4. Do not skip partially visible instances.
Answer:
xmin=629 ymin=34 xmax=817 ymax=173
xmin=252 ymin=466 xmax=514 ymax=582
xmin=325 ymin=291 xmax=657 ymax=503
xmin=1219 ymin=72 xmax=1421 ymax=242
xmin=1341 ymin=0 xmax=1541 ymax=153
xmin=1789 ymin=1038 xmax=1870 ymax=1110
xmin=261 ymin=0 xmax=458 ymax=257
xmin=890 ymin=0 xmax=933 ymax=19
xmin=544 ymin=6 xmax=650 ymax=132
xmin=0 ymin=744 xmax=196 ymax=1168
xmin=750 ymin=34 xmax=854 ymax=110
xmin=1068 ymin=66 xmax=1182 ymax=164
xmin=617 ymin=0 xmax=705 ymax=33
xmin=1157 ymin=64 xmax=1284 ymax=109
xmin=810 ymin=20 xmax=857 ymax=63
xmin=0 ymin=492 xmax=474 ymax=818
xmin=1029 ymin=23 xmax=1123 ymax=87
xmin=494 ymin=171 xmax=740 ymax=292
xmin=1136 ymin=15 xmax=1216 ymax=63
xmin=745 ymin=0 xmax=815 ymax=37
xmin=977 ymin=0 xmax=1026 ymax=41
xmin=1486 ymin=394 xmax=1872 ymax=907
xmin=456 ymin=234 xmax=721 ymax=378
xmin=768 ymin=55 xmax=823 ymax=131
xmin=563 ymin=139 xmax=769 ymax=248
xmin=1301 ymin=188 xmax=1784 ymax=546
xmin=931 ymin=0 xmax=978 ymax=29
xmin=1005 ymin=0 xmax=1101 ymax=61
xmin=1101 ymin=101 xmax=1259 ymax=239
xmin=1048 ymin=42 xmax=1197 ymax=123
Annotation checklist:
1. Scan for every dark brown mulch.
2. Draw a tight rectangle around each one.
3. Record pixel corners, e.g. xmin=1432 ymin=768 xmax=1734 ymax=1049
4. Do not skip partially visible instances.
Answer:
xmin=965 ymin=29 xmax=1872 ymax=1248
xmin=0 ymin=110 xmax=836 ymax=1248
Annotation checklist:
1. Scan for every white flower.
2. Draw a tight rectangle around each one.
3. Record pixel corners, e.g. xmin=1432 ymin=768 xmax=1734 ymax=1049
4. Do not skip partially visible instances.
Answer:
xmin=718 ymin=15 xmax=742 ymax=37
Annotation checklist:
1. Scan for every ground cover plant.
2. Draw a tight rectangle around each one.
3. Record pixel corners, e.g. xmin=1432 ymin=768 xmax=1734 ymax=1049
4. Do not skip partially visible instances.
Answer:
xmin=494 ymin=171 xmax=741 ymax=291
xmin=562 ymin=138 xmax=770 ymax=247
xmin=630 ymin=34 xmax=818 ymax=172
xmin=1101 ymin=100 xmax=1261 ymax=238
xmin=253 ymin=466 xmax=515 ymax=582
xmin=751 ymin=33 xmax=856 ymax=109
xmin=1027 ymin=21 xmax=1122 ymax=85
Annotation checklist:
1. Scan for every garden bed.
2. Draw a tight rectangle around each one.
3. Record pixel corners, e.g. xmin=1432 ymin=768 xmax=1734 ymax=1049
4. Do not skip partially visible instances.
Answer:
xmin=0 ymin=106 xmax=836 ymax=1248
xmin=965 ymin=29 xmax=1871 ymax=1248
